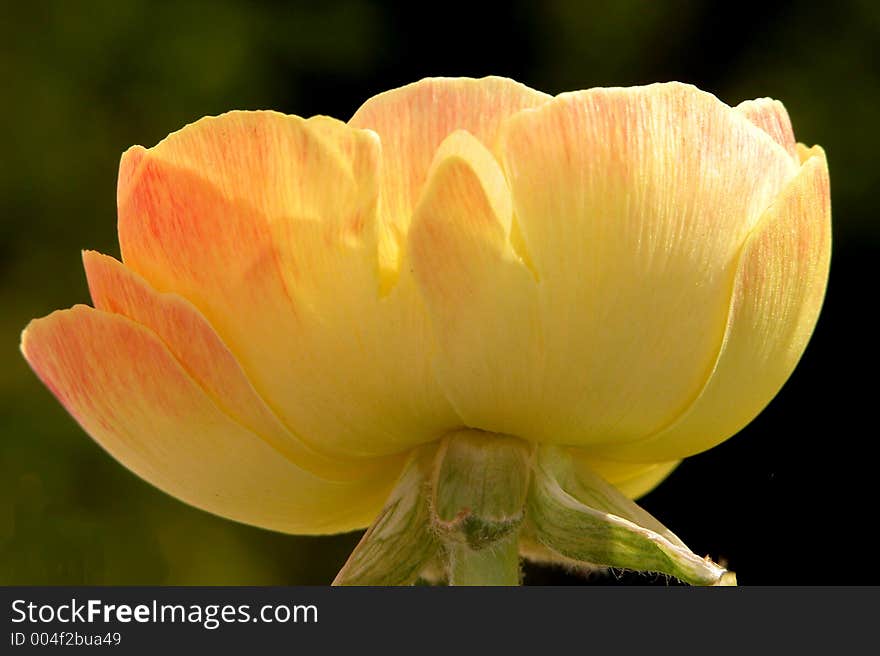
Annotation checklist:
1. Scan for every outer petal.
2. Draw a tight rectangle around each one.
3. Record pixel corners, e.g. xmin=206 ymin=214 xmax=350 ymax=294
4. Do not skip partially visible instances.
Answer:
xmin=82 ymin=250 xmax=390 ymax=481
xmin=118 ymin=112 xmax=458 ymax=458
xmin=735 ymin=97 xmax=799 ymax=162
xmin=21 ymin=307 xmax=401 ymax=534
xmin=598 ymin=146 xmax=831 ymax=462
xmin=569 ymin=451 xmax=681 ymax=501
xmin=350 ymin=76 xmax=551 ymax=278
xmin=496 ymin=82 xmax=799 ymax=446
xmin=611 ymin=461 xmax=681 ymax=500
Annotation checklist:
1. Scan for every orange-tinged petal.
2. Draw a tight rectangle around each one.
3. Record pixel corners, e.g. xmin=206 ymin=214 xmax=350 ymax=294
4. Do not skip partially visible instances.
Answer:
xmin=21 ymin=307 xmax=402 ymax=534
xmin=118 ymin=111 xmax=458 ymax=459
xmin=496 ymin=82 xmax=799 ymax=447
xmin=119 ymin=111 xmax=375 ymax=224
xmin=408 ymin=131 xmax=543 ymax=436
xmin=735 ymin=97 xmax=799 ymax=161
xmin=598 ymin=146 xmax=831 ymax=462
xmin=350 ymin=76 xmax=551 ymax=277
xmin=82 ymin=250 xmax=388 ymax=480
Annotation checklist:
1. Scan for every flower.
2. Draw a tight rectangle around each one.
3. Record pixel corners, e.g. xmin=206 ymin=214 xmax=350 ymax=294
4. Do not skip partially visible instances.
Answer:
xmin=21 ymin=77 xmax=830 ymax=546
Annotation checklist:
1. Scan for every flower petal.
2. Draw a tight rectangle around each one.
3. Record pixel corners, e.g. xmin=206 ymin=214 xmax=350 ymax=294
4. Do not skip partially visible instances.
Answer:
xmin=497 ymin=82 xmax=799 ymax=446
xmin=118 ymin=111 xmax=458 ymax=458
xmin=350 ymin=76 xmax=551 ymax=278
xmin=21 ymin=307 xmax=402 ymax=534
xmin=735 ymin=97 xmax=799 ymax=161
xmin=408 ymin=130 xmax=543 ymax=437
xmin=82 ymin=250 xmax=387 ymax=480
xmin=597 ymin=146 xmax=831 ymax=462
xmin=567 ymin=450 xmax=681 ymax=500
xmin=611 ymin=461 xmax=681 ymax=500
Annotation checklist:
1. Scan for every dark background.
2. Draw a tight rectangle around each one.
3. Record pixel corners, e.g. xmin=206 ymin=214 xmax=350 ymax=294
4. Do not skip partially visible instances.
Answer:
xmin=1 ymin=0 xmax=877 ymax=585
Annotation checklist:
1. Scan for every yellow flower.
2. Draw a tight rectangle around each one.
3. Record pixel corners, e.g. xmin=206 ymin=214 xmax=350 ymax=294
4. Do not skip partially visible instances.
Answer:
xmin=21 ymin=77 xmax=830 ymax=546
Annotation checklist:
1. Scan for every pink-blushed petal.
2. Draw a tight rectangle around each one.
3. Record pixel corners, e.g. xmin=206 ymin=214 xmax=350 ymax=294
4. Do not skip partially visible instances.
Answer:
xmin=118 ymin=111 xmax=458 ymax=459
xmin=350 ymin=76 xmax=551 ymax=277
xmin=597 ymin=146 xmax=831 ymax=463
xmin=735 ymin=97 xmax=799 ymax=161
xmin=21 ymin=307 xmax=403 ymax=535
xmin=118 ymin=111 xmax=378 ymax=224
xmin=496 ymin=82 xmax=799 ymax=447
xmin=82 ymin=250 xmax=388 ymax=480
xmin=408 ymin=130 xmax=543 ymax=437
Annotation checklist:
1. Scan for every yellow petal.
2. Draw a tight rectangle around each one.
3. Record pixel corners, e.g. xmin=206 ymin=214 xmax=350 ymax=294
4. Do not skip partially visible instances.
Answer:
xmin=82 ymin=250 xmax=387 ymax=481
xmin=496 ymin=82 xmax=799 ymax=446
xmin=21 ymin=307 xmax=402 ymax=534
xmin=408 ymin=130 xmax=542 ymax=437
xmin=350 ymin=76 xmax=551 ymax=279
xmin=735 ymin=97 xmax=799 ymax=161
xmin=612 ymin=461 xmax=681 ymax=500
xmin=597 ymin=146 xmax=831 ymax=462
xmin=118 ymin=111 xmax=458 ymax=458
xmin=567 ymin=450 xmax=681 ymax=500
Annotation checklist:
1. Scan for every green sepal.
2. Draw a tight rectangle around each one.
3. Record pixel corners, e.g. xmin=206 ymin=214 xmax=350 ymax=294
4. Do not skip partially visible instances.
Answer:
xmin=333 ymin=446 xmax=439 ymax=586
xmin=527 ymin=445 xmax=734 ymax=585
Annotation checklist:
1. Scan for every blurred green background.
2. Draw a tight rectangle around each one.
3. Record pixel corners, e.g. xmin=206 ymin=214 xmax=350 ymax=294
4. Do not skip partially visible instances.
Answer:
xmin=2 ymin=0 xmax=878 ymax=585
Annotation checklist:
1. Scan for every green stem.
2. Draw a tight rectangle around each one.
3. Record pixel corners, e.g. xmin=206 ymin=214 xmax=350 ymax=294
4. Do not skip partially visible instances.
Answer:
xmin=448 ymin=532 xmax=521 ymax=586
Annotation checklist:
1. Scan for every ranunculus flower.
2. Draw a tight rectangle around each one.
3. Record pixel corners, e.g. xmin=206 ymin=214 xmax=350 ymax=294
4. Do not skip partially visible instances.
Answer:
xmin=22 ymin=77 xmax=829 ymax=585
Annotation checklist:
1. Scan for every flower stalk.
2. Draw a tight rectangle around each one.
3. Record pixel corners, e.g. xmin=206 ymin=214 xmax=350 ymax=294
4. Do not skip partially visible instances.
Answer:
xmin=431 ymin=431 xmax=532 ymax=586
xmin=447 ymin=533 xmax=522 ymax=586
